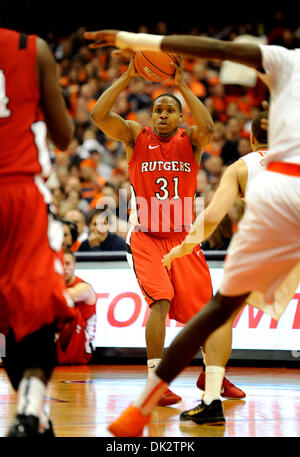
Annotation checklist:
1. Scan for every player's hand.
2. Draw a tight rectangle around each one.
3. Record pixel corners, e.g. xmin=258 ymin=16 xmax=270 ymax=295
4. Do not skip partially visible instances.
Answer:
xmin=84 ymin=29 xmax=119 ymax=49
xmin=171 ymin=55 xmax=184 ymax=86
xmin=127 ymin=54 xmax=139 ymax=78
xmin=162 ymin=242 xmax=194 ymax=270
xmin=88 ymin=231 xmax=102 ymax=247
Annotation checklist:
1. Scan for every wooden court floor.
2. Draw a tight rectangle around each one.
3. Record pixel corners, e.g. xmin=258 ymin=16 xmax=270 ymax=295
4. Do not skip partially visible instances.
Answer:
xmin=0 ymin=364 xmax=299 ymax=438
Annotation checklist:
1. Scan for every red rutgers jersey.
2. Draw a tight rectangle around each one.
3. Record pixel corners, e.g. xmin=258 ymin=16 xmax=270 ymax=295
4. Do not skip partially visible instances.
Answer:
xmin=0 ymin=28 xmax=51 ymax=178
xmin=70 ymin=276 xmax=97 ymax=322
xmin=129 ymin=127 xmax=199 ymax=236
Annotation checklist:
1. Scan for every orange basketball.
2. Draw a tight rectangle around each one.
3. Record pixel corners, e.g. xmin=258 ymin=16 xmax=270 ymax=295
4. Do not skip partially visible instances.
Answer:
xmin=134 ymin=51 xmax=177 ymax=82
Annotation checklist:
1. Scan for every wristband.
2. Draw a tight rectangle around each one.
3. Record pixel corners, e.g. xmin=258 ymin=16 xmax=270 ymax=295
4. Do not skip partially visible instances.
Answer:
xmin=115 ymin=32 xmax=163 ymax=52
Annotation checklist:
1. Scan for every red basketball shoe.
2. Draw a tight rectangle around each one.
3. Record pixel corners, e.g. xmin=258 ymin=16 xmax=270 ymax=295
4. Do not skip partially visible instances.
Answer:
xmin=157 ymin=388 xmax=182 ymax=406
xmin=196 ymin=371 xmax=246 ymax=400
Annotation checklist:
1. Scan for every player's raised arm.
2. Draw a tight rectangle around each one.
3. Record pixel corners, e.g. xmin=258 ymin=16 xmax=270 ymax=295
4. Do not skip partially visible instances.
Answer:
xmin=171 ymin=56 xmax=214 ymax=162
xmin=84 ymin=30 xmax=262 ymax=70
xmin=90 ymin=56 xmax=140 ymax=154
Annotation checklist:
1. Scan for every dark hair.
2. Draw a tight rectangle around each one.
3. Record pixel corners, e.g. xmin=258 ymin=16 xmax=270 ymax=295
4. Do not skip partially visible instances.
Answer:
xmin=87 ymin=207 xmax=109 ymax=226
xmin=151 ymin=93 xmax=182 ymax=113
xmin=251 ymin=111 xmax=268 ymax=144
xmin=61 ymin=219 xmax=79 ymax=244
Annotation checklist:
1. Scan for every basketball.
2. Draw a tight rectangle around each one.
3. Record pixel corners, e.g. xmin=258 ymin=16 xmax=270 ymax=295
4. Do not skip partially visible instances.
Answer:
xmin=134 ymin=51 xmax=177 ymax=82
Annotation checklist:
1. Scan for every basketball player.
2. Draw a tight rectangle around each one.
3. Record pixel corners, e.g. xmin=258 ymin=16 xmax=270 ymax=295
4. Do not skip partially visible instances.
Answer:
xmin=0 ymin=28 xmax=75 ymax=437
xmin=56 ymin=250 xmax=97 ymax=365
xmin=89 ymin=53 xmax=242 ymax=405
xmin=84 ymin=30 xmax=300 ymax=437
xmin=161 ymin=110 xmax=268 ymax=423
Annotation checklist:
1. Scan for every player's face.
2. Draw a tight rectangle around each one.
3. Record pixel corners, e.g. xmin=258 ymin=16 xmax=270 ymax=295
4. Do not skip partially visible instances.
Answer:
xmin=151 ymin=97 xmax=182 ymax=137
xmin=64 ymin=253 xmax=76 ymax=284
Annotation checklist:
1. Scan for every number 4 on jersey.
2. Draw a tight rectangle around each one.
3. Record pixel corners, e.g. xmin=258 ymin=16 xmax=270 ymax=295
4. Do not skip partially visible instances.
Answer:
xmin=0 ymin=70 xmax=11 ymax=118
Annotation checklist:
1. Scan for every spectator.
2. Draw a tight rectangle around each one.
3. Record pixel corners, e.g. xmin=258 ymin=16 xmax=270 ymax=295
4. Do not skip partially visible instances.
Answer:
xmin=78 ymin=208 xmax=126 ymax=252
xmin=221 ymin=117 xmax=241 ymax=165
xmin=79 ymin=158 xmax=106 ymax=205
xmin=196 ymin=169 xmax=211 ymax=198
xmin=203 ymin=155 xmax=224 ymax=189
xmin=56 ymin=249 xmax=97 ymax=365
xmin=65 ymin=209 xmax=89 ymax=243
xmin=62 ymin=220 xmax=80 ymax=252
xmin=237 ymin=137 xmax=251 ymax=157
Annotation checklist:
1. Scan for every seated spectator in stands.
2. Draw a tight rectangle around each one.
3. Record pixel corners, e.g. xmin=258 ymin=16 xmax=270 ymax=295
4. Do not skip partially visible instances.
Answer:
xmin=110 ymin=155 xmax=129 ymax=186
xmin=118 ymin=179 xmax=132 ymax=221
xmin=79 ymin=158 xmax=106 ymax=206
xmin=89 ymin=149 xmax=113 ymax=180
xmin=62 ymin=219 xmax=81 ymax=252
xmin=237 ymin=137 xmax=251 ymax=157
xmin=90 ymin=181 xmax=119 ymax=213
xmin=56 ymin=249 xmax=97 ymax=365
xmin=201 ymin=214 xmax=233 ymax=251
xmin=221 ymin=117 xmax=241 ymax=165
xmin=202 ymin=120 xmax=225 ymax=158
xmin=203 ymin=155 xmax=224 ymax=189
xmin=65 ymin=209 xmax=89 ymax=243
xmin=196 ymin=169 xmax=211 ymax=198
xmin=78 ymin=208 xmax=126 ymax=252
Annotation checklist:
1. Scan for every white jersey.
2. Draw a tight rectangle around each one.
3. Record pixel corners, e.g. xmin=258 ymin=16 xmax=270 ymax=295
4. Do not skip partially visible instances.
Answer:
xmin=259 ymin=45 xmax=300 ymax=165
xmin=241 ymin=149 xmax=268 ymax=194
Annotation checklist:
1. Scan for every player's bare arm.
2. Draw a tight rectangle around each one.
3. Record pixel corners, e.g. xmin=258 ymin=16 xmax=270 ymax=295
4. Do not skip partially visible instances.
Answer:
xmin=36 ymin=37 xmax=74 ymax=150
xmin=90 ymin=56 xmax=142 ymax=161
xmin=162 ymin=160 xmax=247 ymax=269
xmin=172 ymin=56 xmax=214 ymax=164
xmin=84 ymin=30 xmax=262 ymax=70
xmin=68 ymin=283 xmax=96 ymax=305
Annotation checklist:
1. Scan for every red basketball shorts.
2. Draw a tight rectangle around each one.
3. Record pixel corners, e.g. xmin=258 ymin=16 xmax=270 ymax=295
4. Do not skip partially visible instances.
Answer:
xmin=0 ymin=176 xmax=75 ymax=342
xmin=127 ymin=230 xmax=212 ymax=324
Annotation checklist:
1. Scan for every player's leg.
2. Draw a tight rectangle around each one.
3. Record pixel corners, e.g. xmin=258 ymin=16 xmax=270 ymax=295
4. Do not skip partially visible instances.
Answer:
xmin=108 ymin=292 xmax=248 ymax=436
xmin=145 ymin=300 xmax=170 ymax=360
xmin=199 ymin=306 xmax=246 ymax=402
xmin=179 ymin=307 xmax=245 ymax=426
xmin=145 ymin=298 xmax=182 ymax=406
xmin=145 ymin=299 xmax=170 ymax=368
xmin=171 ymin=246 xmax=244 ymax=401
xmin=127 ymin=231 xmax=181 ymax=406
xmin=2 ymin=324 xmax=57 ymax=437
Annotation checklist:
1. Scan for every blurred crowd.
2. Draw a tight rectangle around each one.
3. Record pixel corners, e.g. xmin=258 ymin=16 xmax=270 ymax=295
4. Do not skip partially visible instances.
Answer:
xmin=45 ymin=10 xmax=300 ymax=252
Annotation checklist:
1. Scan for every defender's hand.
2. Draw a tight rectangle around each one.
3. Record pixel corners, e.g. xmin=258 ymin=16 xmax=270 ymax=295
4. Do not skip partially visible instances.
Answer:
xmin=84 ymin=29 xmax=119 ymax=49
xmin=162 ymin=243 xmax=194 ymax=270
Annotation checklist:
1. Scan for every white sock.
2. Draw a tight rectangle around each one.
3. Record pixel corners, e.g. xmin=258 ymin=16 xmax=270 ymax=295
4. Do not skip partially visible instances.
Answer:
xmin=203 ymin=366 xmax=225 ymax=405
xmin=39 ymin=407 xmax=50 ymax=433
xmin=147 ymin=358 xmax=162 ymax=377
xmin=17 ymin=377 xmax=46 ymax=418
xmin=134 ymin=373 xmax=168 ymax=416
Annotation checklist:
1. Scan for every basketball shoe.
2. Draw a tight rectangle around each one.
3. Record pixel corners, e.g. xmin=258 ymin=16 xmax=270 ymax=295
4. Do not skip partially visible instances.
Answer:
xmin=108 ymin=404 xmax=151 ymax=437
xmin=180 ymin=399 xmax=225 ymax=426
xmin=7 ymin=414 xmax=39 ymax=437
xmin=196 ymin=371 xmax=246 ymax=400
xmin=157 ymin=388 xmax=182 ymax=406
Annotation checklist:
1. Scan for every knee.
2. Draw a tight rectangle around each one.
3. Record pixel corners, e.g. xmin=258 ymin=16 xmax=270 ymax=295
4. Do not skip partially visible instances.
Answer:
xmin=150 ymin=299 xmax=170 ymax=319
xmin=209 ymin=292 xmax=247 ymax=323
xmin=3 ymin=325 xmax=57 ymax=389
